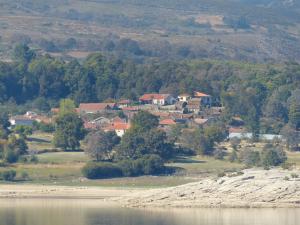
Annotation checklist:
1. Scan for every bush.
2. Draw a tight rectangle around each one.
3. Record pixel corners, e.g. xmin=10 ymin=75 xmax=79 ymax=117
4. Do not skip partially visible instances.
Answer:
xmin=229 ymin=150 xmax=238 ymax=162
xmin=82 ymin=162 xmax=123 ymax=179
xmin=213 ymin=149 xmax=225 ymax=160
xmin=118 ymin=154 xmax=165 ymax=177
xmin=36 ymin=122 xmax=55 ymax=133
xmin=3 ymin=149 xmax=19 ymax=163
xmin=291 ymin=173 xmax=299 ymax=179
xmin=21 ymin=171 xmax=29 ymax=180
xmin=136 ymin=154 xmax=165 ymax=175
xmin=261 ymin=147 xmax=287 ymax=167
xmin=240 ymin=148 xmax=260 ymax=167
xmin=118 ymin=159 xmax=142 ymax=177
xmin=0 ymin=170 xmax=16 ymax=181
xmin=18 ymin=155 xmax=38 ymax=164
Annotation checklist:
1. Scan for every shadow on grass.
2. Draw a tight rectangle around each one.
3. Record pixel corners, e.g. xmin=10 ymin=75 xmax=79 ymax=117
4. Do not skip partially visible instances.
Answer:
xmin=172 ymin=156 xmax=206 ymax=164
xmin=164 ymin=166 xmax=186 ymax=175
xmin=27 ymin=137 xmax=51 ymax=143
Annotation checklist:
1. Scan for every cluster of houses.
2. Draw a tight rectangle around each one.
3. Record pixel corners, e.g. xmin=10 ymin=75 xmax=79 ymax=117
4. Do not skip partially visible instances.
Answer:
xmin=9 ymin=111 xmax=52 ymax=127
xmin=10 ymin=91 xmax=227 ymax=138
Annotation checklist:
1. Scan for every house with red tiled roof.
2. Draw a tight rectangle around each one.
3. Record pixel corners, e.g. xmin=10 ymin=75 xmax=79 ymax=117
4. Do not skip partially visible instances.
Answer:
xmin=193 ymin=91 xmax=212 ymax=106
xmin=104 ymin=122 xmax=131 ymax=137
xmin=159 ymin=118 xmax=177 ymax=126
xmin=139 ymin=93 xmax=176 ymax=105
xmin=118 ymin=99 xmax=132 ymax=108
xmin=78 ymin=103 xmax=118 ymax=114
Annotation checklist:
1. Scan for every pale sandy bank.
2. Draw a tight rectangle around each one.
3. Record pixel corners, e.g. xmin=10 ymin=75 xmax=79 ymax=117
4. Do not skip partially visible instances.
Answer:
xmin=0 ymin=184 xmax=139 ymax=199
xmin=112 ymin=169 xmax=300 ymax=208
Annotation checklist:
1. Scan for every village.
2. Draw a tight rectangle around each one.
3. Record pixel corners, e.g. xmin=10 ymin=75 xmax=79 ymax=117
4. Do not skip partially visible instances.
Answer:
xmin=10 ymin=90 xmax=284 ymax=143
xmin=9 ymin=91 xmax=239 ymax=138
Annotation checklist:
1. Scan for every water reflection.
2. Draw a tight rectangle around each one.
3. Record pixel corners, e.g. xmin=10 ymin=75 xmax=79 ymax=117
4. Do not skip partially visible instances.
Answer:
xmin=0 ymin=199 xmax=299 ymax=225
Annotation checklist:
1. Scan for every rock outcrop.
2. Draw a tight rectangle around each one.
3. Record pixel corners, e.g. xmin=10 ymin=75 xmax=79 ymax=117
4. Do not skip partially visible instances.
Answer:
xmin=113 ymin=169 xmax=300 ymax=208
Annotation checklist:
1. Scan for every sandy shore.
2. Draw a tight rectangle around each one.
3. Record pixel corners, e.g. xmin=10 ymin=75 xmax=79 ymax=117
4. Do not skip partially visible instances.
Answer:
xmin=0 ymin=184 xmax=140 ymax=199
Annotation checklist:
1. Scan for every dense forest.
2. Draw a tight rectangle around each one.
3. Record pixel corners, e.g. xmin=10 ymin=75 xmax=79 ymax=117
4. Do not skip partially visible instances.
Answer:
xmin=0 ymin=45 xmax=299 ymax=137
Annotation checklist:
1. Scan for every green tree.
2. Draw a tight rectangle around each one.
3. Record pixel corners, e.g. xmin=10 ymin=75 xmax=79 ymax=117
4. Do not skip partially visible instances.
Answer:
xmin=13 ymin=44 xmax=36 ymax=63
xmin=261 ymin=144 xmax=287 ymax=167
xmin=53 ymin=113 xmax=85 ymax=151
xmin=131 ymin=111 xmax=159 ymax=132
xmin=85 ymin=131 xmax=120 ymax=161
xmin=13 ymin=125 xmax=33 ymax=139
xmin=117 ymin=127 xmax=173 ymax=160
xmin=289 ymin=102 xmax=300 ymax=130
xmin=59 ymin=98 xmax=76 ymax=116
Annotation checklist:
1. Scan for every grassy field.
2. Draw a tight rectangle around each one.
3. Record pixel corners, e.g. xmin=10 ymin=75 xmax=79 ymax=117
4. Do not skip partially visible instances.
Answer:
xmin=0 ymin=150 xmax=245 ymax=187
xmin=0 ymin=131 xmax=299 ymax=188
xmin=27 ymin=132 xmax=56 ymax=153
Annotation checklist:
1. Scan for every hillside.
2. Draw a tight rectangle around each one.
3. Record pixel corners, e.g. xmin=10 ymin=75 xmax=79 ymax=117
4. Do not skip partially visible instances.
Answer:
xmin=0 ymin=0 xmax=300 ymax=62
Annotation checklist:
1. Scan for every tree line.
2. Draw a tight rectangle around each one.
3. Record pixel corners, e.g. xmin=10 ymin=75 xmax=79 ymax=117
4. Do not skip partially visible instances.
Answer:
xmin=0 ymin=45 xmax=299 ymax=139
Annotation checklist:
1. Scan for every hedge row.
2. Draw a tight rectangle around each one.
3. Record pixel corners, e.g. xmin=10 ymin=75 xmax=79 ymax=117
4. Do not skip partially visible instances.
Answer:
xmin=82 ymin=154 xmax=165 ymax=179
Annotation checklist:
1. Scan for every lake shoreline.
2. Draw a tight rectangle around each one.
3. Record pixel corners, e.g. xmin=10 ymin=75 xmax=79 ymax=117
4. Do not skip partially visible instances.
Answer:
xmin=1 ymin=169 xmax=300 ymax=209
xmin=0 ymin=184 xmax=141 ymax=200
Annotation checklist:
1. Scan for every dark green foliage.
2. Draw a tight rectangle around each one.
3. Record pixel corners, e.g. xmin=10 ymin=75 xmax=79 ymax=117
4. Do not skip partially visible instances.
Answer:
xmin=0 ymin=170 xmax=16 ymax=181
xmin=13 ymin=125 xmax=33 ymax=139
xmin=131 ymin=111 xmax=159 ymax=132
xmin=13 ymin=44 xmax=36 ymax=63
xmin=240 ymin=148 xmax=261 ymax=167
xmin=0 ymin=135 xmax=28 ymax=163
xmin=182 ymin=125 xmax=227 ymax=156
xmin=34 ymin=122 xmax=55 ymax=133
xmin=213 ymin=148 xmax=225 ymax=160
xmin=0 ymin=46 xmax=299 ymax=141
xmin=229 ymin=150 xmax=238 ymax=162
xmin=117 ymin=128 xmax=174 ymax=160
xmin=82 ymin=155 xmax=165 ymax=179
xmin=53 ymin=113 xmax=85 ymax=151
xmin=0 ymin=112 xmax=10 ymax=139
xmin=289 ymin=102 xmax=300 ymax=130
xmin=3 ymin=148 xmax=19 ymax=163
xmin=118 ymin=154 xmax=165 ymax=176
xmin=261 ymin=144 xmax=287 ymax=167
xmin=81 ymin=162 xmax=123 ymax=179
xmin=85 ymin=131 xmax=120 ymax=161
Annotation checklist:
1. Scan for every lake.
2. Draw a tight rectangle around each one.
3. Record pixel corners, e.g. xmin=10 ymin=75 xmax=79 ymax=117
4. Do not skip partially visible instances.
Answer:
xmin=0 ymin=199 xmax=299 ymax=225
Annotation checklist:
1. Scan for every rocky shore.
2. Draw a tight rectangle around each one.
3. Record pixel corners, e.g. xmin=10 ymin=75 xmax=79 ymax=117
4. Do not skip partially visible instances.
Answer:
xmin=113 ymin=169 xmax=300 ymax=208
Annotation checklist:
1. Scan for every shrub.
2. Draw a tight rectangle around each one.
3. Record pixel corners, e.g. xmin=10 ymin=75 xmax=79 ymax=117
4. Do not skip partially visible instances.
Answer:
xmin=0 ymin=170 xmax=16 ymax=181
xmin=38 ymin=123 xmax=55 ymax=133
xmin=229 ymin=150 xmax=238 ymax=162
xmin=291 ymin=173 xmax=299 ymax=179
xmin=213 ymin=149 xmax=225 ymax=160
xmin=136 ymin=154 xmax=165 ymax=175
xmin=240 ymin=148 xmax=260 ymax=167
xmin=29 ymin=155 xmax=38 ymax=163
xmin=82 ymin=162 xmax=123 ymax=179
xmin=281 ymin=162 xmax=293 ymax=170
xmin=261 ymin=147 xmax=287 ymax=167
xmin=21 ymin=171 xmax=29 ymax=180
xmin=3 ymin=149 xmax=19 ymax=163
xmin=118 ymin=159 xmax=142 ymax=177
xmin=217 ymin=171 xmax=226 ymax=177
xmin=118 ymin=154 xmax=165 ymax=177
